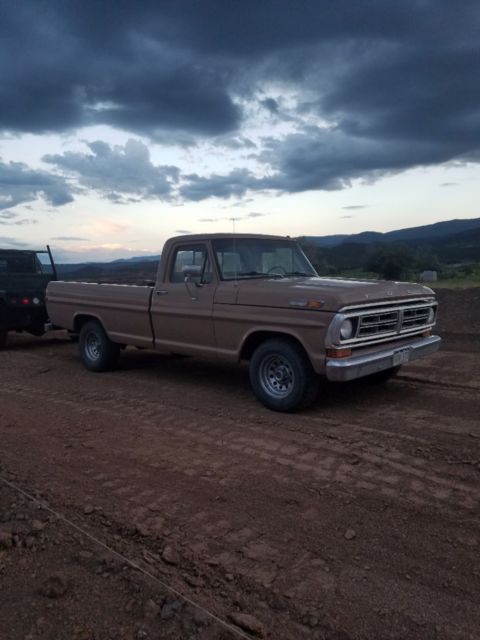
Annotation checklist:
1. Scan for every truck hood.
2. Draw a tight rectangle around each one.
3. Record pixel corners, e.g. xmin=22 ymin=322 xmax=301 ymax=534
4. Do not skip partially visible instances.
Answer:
xmin=235 ymin=276 xmax=435 ymax=311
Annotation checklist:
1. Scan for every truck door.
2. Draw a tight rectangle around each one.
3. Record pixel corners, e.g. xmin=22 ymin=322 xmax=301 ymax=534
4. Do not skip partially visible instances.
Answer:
xmin=150 ymin=242 xmax=217 ymax=354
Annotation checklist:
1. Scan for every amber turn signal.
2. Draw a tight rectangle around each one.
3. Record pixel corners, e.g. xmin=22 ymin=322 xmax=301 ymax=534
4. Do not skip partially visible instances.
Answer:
xmin=326 ymin=348 xmax=352 ymax=358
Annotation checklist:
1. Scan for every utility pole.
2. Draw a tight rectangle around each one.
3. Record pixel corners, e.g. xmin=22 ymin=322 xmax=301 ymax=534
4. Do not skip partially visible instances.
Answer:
xmin=230 ymin=217 xmax=240 ymax=233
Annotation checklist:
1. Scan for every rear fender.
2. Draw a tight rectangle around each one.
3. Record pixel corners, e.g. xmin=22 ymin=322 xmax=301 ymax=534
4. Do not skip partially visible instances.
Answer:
xmin=73 ymin=312 xmax=108 ymax=336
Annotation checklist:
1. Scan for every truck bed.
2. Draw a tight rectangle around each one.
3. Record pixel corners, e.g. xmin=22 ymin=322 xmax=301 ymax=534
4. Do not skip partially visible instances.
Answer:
xmin=46 ymin=281 xmax=155 ymax=347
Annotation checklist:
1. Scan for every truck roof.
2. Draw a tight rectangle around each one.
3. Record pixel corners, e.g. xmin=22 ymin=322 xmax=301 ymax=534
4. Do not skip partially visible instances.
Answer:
xmin=0 ymin=249 xmax=38 ymax=255
xmin=169 ymin=233 xmax=292 ymax=243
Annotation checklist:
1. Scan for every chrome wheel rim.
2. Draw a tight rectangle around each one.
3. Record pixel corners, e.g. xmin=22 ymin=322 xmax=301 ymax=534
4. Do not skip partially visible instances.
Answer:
xmin=85 ymin=331 xmax=101 ymax=360
xmin=259 ymin=354 xmax=295 ymax=398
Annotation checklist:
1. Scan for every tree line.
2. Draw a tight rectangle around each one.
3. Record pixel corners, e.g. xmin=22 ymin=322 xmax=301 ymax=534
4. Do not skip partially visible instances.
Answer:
xmin=299 ymin=240 xmax=440 ymax=280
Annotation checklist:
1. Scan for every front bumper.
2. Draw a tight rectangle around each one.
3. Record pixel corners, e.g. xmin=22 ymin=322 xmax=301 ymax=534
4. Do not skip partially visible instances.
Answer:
xmin=326 ymin=335 xmax=441 ymax=382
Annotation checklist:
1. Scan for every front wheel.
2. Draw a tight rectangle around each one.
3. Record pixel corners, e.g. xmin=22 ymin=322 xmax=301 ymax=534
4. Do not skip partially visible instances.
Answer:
xmin=79 ymin=320 xmax=120 ymax=372
xmin=249 ymin=338 xmax=319 ymax=412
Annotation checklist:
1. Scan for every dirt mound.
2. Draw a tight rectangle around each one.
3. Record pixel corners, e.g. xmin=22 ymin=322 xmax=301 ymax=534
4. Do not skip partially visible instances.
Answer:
xmin=434 ymin=287 xmax=480 ymax=350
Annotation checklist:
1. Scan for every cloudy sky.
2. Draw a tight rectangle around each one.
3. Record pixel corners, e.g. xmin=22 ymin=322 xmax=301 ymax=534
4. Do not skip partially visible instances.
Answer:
xmin=0 ymin=1 xmax=479 ymax=262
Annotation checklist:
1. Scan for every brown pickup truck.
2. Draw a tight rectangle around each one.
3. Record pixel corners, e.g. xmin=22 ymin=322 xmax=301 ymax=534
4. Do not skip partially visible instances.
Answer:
xmin=46 ymin=233 xmax=441 ymax=412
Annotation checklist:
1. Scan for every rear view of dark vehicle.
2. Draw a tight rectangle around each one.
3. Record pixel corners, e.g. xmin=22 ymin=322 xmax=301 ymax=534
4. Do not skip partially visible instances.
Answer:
xmin=0 ymin=247 xmax=56 ymax=348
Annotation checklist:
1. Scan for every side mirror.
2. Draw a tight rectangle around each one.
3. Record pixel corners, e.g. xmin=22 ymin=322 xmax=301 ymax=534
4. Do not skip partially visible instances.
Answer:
xmin=182 ymin=265 xmax=204 ymax=290
xmin=182 ymin=264 xmax=202 ymax=280
xmin=182 ymin=264 xmax=202 ymax=297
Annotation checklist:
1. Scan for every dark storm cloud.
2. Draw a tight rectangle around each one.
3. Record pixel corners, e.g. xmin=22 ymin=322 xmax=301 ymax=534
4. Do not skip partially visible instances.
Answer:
xmin=180 ymin=122 xmax=443 ymax=200
xmin=254 ymin=122 xmax=475 ymax=194
xmin=1 ymin=0 xmax=479 ymax=199
xmin=260 ymin=99 xmax=279 ymax=115
xmin=0 ymin=160 xmax=73 ymax=210
xmin=180 ymin=169 xmax=254 ymax=201
xmin=0 ymin=1 xmax=240 ymax=137
xmin=43 ymin=140 xmax=179 ymax=200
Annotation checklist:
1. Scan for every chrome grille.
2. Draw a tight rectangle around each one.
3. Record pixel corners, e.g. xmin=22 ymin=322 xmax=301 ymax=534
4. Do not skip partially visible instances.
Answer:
xmin=357 ymin=311 xmax=398 ymax=338
xmin=402 ymin=307 xmax=432 ymax=329
xmin=331 ymin=298 xmax=437 ymax=347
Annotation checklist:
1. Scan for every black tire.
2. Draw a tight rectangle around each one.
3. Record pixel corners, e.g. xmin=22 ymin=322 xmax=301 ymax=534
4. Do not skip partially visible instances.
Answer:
xmin=249 ymin=338 xmax=319 ymax=412
xmin=79 ymin=320 xmax=120 ymax=372
xmin=27 ymin=325 xmax=45 ymax=337
xmin=364 ymin=365 xmax=401 ymax=384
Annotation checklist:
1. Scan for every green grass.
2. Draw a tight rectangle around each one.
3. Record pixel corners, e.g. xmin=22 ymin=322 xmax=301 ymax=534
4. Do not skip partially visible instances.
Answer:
xmin=312 ymin=261 xmax=480 ymax=288
xmin=432 ymin=278 xmax=480 ymax=289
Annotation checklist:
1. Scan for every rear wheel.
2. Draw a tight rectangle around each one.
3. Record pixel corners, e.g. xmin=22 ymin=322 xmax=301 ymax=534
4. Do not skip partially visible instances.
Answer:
xmin=27 ymin=323 xmax=46 ymax=337
xmin=79 ymin=320 xmax=120 ymax=372
xmin=249 ymin=338 xmax=319 ymax=412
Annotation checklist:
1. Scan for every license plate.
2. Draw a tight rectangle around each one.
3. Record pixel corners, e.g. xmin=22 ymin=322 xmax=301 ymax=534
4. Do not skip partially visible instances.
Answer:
xmin=393 ymin=347 xmax=411 ymax=366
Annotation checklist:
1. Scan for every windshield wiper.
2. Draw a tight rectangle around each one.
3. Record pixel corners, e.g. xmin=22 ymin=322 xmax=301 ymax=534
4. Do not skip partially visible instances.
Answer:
xmin=236 ymin=271 xmax=283 ymax=278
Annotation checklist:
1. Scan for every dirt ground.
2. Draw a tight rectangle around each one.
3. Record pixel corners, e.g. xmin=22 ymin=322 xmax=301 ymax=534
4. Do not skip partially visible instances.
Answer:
xmin=0 ymin=288 xmax=479 ymax=640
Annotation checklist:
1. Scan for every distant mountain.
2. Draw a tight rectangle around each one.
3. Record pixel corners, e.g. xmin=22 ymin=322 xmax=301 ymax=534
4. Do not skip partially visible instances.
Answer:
xmin=56 ymin=258 xmax=159 ymax=282
xmin=428 ymin=226 xmax=480 ymax=263
xmin=302 ymin=231 xmax=383 ymax=247
xmin=52 ymin=217 xmax=480 ymax=281
xmin=303 ymin=217 xmax=480 ymax=248
xmin=298 ymin=218 xmax=480 ymax=270
xmin=111 ymin=254 xmax=160 ymax=264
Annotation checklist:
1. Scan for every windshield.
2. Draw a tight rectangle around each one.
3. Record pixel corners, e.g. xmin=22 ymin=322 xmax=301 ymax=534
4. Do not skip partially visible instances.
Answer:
xmin=212 ymin=238 xmax=317 ymax=280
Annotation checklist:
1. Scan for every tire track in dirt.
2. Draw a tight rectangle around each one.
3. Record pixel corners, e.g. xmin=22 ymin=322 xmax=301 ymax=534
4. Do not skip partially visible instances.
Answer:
xmin=5 ymin=344 xmax=480 ymax=446
xmin=2 ymin=381 xmax=479 ymax=518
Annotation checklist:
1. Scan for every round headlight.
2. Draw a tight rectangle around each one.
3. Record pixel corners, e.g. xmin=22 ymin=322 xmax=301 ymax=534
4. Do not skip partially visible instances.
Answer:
xmin=340 ymin=318 xmax=354 ymax=340
xmin=427 ymin=307 xmax=435 ymax=324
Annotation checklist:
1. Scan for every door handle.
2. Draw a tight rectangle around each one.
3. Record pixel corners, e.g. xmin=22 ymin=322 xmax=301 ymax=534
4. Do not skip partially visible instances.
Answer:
xmin=156 ymin=290 xmax=168 ymax=295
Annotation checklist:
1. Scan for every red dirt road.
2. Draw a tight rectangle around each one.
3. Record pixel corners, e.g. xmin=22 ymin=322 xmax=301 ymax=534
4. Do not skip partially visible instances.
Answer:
xmin=1 ymin=293 xmax=479 ymax=639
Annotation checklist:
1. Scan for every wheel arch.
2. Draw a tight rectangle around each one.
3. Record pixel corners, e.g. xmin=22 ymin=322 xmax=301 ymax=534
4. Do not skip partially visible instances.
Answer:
xmin=240 ymin=329 xmax=312 ymax=364
xmin=73 ymin=313 xmax=105 ymax=334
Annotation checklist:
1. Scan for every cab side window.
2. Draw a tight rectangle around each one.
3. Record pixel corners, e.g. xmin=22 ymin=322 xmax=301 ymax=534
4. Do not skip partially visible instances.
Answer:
xmin=170 ymin=245 xmax=213 ymax=284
